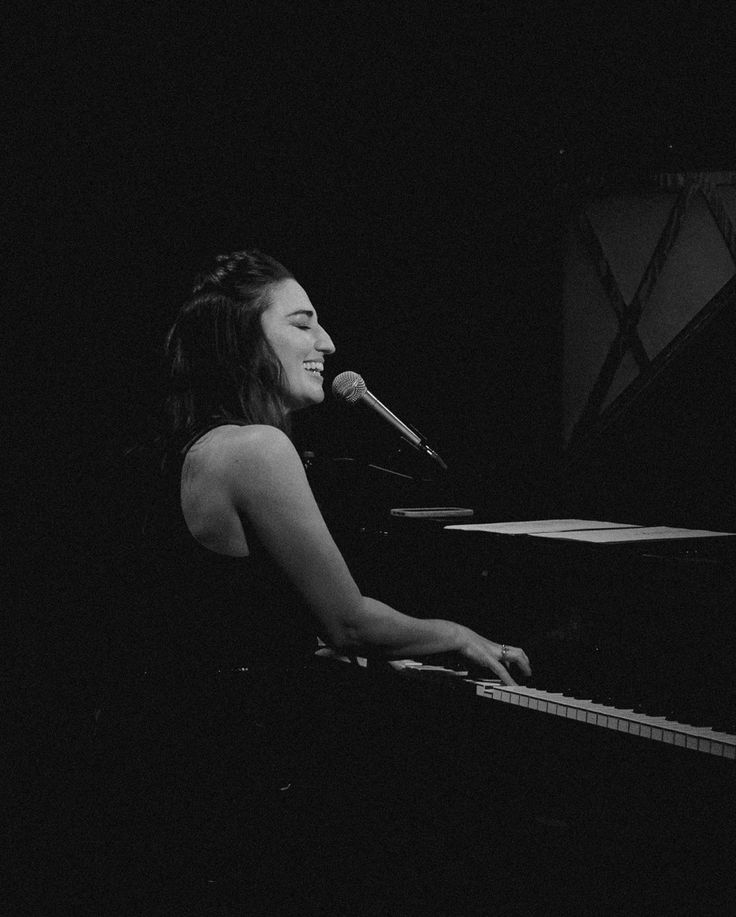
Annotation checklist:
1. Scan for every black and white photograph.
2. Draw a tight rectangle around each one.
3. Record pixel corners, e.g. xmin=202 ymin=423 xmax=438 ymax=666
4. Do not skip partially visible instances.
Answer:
xmin=7 ymin=2 xmax=736 ymax=914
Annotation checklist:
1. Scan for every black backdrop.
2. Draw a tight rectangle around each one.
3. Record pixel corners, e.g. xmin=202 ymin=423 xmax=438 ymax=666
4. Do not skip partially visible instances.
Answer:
xmin=7 ymin=1 xmax=736 ymax=551
xmin=6 ymin=12 xmax=736 ymax=911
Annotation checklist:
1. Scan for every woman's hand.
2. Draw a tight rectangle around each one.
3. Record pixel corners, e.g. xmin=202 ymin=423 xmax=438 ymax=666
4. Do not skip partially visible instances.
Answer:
xmin=456 ymin=625 xmax=531 ymax=686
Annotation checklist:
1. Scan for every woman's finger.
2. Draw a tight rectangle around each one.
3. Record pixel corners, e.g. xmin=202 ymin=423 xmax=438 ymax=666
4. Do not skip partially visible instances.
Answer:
xmin=487 ymin=655 xmax=517 ymax=686
xmin=501 ymin=645 xmax=532 ymax=677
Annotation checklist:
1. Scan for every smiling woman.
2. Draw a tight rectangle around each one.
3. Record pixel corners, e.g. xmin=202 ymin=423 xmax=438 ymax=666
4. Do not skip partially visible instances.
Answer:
xmin=110 ymin=247 xmax=530 ymax=907
xmin=153 ymin=247 xmax=528 ymax=677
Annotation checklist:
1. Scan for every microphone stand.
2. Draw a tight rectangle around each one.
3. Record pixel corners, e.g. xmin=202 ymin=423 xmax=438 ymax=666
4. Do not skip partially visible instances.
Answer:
xmin=399 ymin=423 xmax=448 ymax=472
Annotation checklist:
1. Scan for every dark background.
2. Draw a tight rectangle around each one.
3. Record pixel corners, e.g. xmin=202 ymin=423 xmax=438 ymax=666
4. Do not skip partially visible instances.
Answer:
xmin=6 ymin=0 xmax=736 ymax=550
xmin=7 ymin=11 xmax=736 ymax=911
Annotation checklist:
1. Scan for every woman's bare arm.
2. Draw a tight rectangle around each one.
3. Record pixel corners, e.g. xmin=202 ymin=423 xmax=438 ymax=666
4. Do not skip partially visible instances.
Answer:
xmin=218 ymin=425 xmax=530 ymax=684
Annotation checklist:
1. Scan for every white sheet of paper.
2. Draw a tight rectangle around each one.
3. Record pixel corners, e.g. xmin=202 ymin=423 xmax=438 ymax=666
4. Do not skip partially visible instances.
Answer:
xmin=444 ymin=519 xmax=639 ymax=535
xmin=530 ymin=526 xmax=735 ymax=543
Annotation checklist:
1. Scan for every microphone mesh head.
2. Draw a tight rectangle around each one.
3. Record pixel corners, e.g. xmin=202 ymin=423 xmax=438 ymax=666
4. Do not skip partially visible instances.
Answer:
xmin=331 ymin=371 xmax=366 ymax=403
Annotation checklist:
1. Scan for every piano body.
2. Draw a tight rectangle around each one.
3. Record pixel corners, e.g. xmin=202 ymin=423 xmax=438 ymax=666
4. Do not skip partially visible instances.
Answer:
xmin=305 ymin=273 xmax=736 ymax=908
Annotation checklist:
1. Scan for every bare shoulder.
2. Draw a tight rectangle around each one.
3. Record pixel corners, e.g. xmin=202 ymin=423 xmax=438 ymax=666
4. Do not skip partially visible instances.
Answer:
xmin=197 ymin=424 xmax=303 ymax=488
xmin=213 ymin=424 xmax=297 ymax=463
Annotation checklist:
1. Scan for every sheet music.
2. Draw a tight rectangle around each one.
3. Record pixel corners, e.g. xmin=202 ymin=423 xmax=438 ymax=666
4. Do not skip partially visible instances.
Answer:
xmin=445 ymin=519 xmax=638 ymax=535
xmin=530 ymin=526 xmax=736 ymax=543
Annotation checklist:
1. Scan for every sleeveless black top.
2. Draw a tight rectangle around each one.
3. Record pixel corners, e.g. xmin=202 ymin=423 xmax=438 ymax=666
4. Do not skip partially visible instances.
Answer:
xmin=137 ymin=420 xmax=319 ymax=674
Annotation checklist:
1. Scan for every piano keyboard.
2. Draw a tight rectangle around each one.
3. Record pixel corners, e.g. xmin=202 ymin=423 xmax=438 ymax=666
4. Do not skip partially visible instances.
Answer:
xmin=469 ymin=680 xmax=736 ymax=760
xmin=316 ymin=652 xmax=736 ymax=759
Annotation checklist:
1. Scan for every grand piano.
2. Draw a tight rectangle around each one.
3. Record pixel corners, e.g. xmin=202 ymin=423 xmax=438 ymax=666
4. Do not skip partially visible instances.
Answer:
xmin=304 ymin=273 xmax=736 ymax=909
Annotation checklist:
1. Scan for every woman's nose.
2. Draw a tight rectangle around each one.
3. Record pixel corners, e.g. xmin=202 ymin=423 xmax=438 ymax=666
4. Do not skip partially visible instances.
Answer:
xmin=317 ymin=327 xmax=336 ymax=354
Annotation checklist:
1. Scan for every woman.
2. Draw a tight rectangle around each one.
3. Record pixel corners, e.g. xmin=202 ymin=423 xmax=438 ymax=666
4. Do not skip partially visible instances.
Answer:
xmin=107 ymin=249 xmax=532 ymax=908
xmin=155 ymin=248 xmax=531 ymax=684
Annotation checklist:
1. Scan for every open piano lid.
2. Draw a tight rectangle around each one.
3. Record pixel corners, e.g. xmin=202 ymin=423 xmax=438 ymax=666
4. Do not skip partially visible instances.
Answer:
xmin=558 ymin=273 xmax=736 ymax=533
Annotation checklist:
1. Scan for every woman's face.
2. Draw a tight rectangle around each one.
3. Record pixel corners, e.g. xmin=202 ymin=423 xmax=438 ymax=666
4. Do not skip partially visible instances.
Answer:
xmin=261 ymin=279 xmax=336 ymax=411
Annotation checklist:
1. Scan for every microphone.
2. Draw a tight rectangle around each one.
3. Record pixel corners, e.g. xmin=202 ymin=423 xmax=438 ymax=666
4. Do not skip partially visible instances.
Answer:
xmin=331 ymin=371 xmax=447 ymax=470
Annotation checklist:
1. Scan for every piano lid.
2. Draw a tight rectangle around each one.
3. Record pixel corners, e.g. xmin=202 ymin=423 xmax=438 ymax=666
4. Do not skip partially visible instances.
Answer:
xmin=558 ymin=273 xmax=736 ymax=532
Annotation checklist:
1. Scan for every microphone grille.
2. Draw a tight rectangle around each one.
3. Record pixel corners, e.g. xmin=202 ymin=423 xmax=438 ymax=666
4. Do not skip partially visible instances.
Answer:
xmin=331 ymin=371 xmax=367 ymax=403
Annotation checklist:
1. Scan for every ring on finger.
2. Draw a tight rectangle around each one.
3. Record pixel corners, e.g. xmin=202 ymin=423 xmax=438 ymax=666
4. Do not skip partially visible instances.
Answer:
xmin=501 ymin=645 xmax=509 ymax=663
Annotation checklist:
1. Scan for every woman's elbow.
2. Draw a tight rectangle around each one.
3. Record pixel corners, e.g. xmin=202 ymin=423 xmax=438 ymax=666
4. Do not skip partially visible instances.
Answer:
xmin=321 ymin=618 xmax=364 ymax=654
xmin=315 ymin=593 xmax=371 ymax=653
xmin=323 ymin=629 xmax=362 ymax=655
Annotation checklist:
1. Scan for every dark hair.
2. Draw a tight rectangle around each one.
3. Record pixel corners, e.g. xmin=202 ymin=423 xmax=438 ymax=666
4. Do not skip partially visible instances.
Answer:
xmin=163 ymin=249 xmax=295 ymax=449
